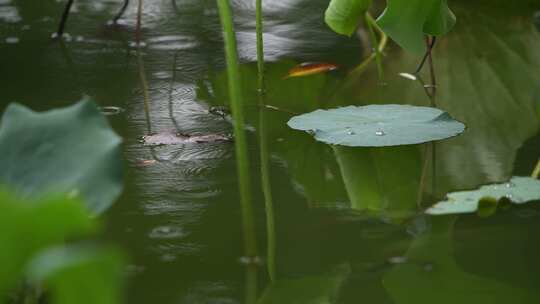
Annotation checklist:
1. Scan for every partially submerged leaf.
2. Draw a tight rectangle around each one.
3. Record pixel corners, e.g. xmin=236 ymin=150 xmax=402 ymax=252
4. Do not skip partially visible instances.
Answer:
xmin=285 ymin=63 xmax=339 ymax=78
xmin=287 ymin=105 xmax=465 ymax=147
xmin=426 ymin=177 xmax=540 ymax=215
xmin=142 ymin=131 xmax=231 ymax=146
xmin=325 ymin=0 xmax=372 ymax=36
xmin=376 ymin=0 xmax=456 ymax=54
xmin=0 ymin=98 xmax=123 ymax=215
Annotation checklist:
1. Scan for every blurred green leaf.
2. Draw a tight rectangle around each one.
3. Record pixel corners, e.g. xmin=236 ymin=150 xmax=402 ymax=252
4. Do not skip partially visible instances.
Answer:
xmin=325 ymin=0 xmax=372 ymax=36
xmin=27 ymin=245 xmax=125 ymax=304
xmin=288 ymin=105 xmax=465 ymax=147
xmin=0 ymin=191 xmax=97 ymax=298
xmin=0 ymin=98 xmax=123 ymax=214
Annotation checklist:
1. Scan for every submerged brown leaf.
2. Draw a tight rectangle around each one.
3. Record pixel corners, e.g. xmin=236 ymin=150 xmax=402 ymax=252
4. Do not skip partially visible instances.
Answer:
xmin=142 ymin=131 xmax=231 ymax=146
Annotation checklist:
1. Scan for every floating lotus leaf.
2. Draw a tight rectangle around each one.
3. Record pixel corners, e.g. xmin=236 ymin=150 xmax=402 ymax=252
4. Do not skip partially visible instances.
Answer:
xmin=287 ymin=105 xmax=465 ymax=147
xmin=426 ymin=177 xmax=540 ymax=215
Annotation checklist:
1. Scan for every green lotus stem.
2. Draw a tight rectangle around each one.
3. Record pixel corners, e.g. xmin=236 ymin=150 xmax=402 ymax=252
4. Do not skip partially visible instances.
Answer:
xmin=532 ymin=159 xmax=540 ymax=179
xmin=56 ymin=0 xmax=74 ymax=37
xmin=245 ymin=265 xmax=258 ymax=304
xmin=216 ymin=0 xmax=258 ymax=258
xmin=113 ymin=0 xmax=130 ymax=23
xmin=365 ymin=12 xmax=384 ymax=81
xmin=256 ymin=0 xmax=265 ymax=92
xmin=137 ymin=50 xmax=152 ymax=134
xmin=415 ymin=36 xmax=437 ymax=74
xmin=349 ymin=12 xmax=387 ymax=78
xmin=136 ymin=0 xmax=143 ymax=43
xmin=416 ymin=144 xmax=430 ymax=207
xmin=259 ymin=104 xmax=276 ymax=282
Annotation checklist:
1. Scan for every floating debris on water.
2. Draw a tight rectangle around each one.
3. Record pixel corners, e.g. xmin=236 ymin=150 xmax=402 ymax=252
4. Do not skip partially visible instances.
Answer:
xmin=149 ymin=226 xmax=186 ymax=239
xmin=142 ymin=131 xmax=232 ymax=146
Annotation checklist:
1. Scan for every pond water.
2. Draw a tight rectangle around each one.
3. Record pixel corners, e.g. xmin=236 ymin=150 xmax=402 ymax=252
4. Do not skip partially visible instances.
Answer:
xmin=2 ymin=0 xmax=540 ymax=303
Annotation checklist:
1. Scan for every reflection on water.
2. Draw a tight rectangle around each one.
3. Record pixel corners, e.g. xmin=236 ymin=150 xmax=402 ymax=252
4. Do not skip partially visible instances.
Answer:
xmin=1 ymin=0 xmax=540 ymax=303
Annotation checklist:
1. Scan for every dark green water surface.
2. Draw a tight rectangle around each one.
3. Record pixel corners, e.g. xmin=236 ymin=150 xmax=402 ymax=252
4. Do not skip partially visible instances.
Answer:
xmin=2 ymin=0 xmax=540 ymax=303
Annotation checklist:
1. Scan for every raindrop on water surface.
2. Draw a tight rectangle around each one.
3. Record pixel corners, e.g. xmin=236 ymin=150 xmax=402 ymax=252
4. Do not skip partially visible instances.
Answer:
xmin=5 ymin=37 xmax=19 ymax=44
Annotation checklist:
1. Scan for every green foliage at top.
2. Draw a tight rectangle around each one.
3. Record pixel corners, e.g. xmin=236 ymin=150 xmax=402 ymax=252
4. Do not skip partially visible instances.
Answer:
xmin=325 ymin=0 xmax=372 ymax=36
xmin=287 ymin=104 xmax=465 ymax=147
xmin=0 ymin=98 xmax=123 ymax=215
xmin=324 ymin=0 xmax=456 ymax=53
